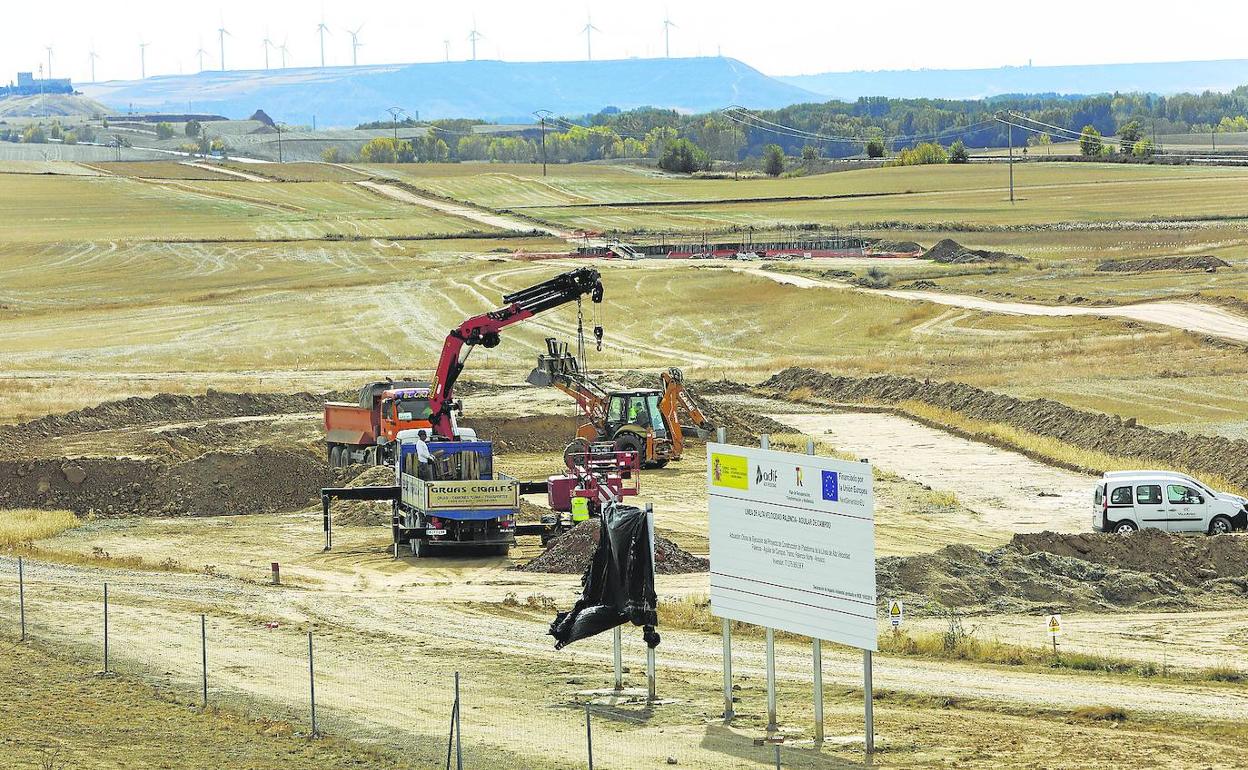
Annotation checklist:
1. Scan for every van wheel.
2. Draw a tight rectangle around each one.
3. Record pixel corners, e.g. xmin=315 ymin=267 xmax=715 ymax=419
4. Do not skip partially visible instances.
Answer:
xmin=1209 ymin=516 xmax=1233 ymax=536
xmin=1113 ymin=520 xmax=1138 ymax=535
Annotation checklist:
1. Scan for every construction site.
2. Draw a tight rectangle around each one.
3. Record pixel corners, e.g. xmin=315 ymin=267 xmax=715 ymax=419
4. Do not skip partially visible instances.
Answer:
xmin=3 ymin=37 xmax=1248 ymax=765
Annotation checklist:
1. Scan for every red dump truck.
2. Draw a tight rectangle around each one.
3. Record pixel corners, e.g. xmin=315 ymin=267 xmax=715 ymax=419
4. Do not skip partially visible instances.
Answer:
xmin=324 ymin=380 xmax=456 ymax=467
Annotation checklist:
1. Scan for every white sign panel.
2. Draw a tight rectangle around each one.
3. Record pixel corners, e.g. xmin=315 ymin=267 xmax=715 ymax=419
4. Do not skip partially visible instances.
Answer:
xmin=707 ymin=442 xmax=877 ymax=651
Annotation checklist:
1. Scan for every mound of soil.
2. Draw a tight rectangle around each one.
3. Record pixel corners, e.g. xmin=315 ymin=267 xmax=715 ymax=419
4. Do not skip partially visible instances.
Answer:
xmin=762 ymin=368 xmax=1248 ymax=492
xmin=869 ymin=240 xmax=923 ymax=255
xmin=921 ymin=238 xmax=1025 ymax=264
xmin=520 ymin=520 xmax=708 ymax=575
xmin=0 ymin=448 xmax=344 ymax=517
xmin=878 ymin=531 xmax=1248 ymax=614
xmin=1096 ymin=256 xmax=1231 ymax=273
xmin=333 ymin=465 xmax=396 ymax=526
xmin=0 ymin=390 xmax=329 ymax=449
xmin=467 ymin=415 xmax=581 ymax=454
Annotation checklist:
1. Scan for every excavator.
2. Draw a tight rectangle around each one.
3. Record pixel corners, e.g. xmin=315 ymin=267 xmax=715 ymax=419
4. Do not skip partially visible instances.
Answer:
xmin=527 ymin=337 xmax=714 ymax=468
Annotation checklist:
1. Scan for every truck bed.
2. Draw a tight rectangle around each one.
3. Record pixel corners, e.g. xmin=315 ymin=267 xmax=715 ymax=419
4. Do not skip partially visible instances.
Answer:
xmin=324 ymin=402 xmax=378 ymax=446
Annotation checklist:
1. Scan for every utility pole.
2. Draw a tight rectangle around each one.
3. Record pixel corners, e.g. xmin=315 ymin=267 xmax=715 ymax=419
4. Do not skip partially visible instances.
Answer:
xmin=387 ymin=107 xmax=405 ymax=158
xmin=1007 ymin=117 xmax=1015 ymax=203
xmin=541 ymin=116 xmax=547 ymax=176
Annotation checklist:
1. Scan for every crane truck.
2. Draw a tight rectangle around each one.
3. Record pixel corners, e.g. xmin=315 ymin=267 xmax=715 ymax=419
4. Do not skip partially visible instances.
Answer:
xmin=322 ymin=267 xmax=614 ymax=557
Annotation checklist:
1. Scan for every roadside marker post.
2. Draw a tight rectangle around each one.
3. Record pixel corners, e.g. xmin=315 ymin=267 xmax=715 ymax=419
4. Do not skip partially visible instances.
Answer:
xmin=308 ymin=631 xmax=318 ymax=737
xmin=17 ymin=556 xmax=25 ymax=642
xmin=200 ymin=614 xmax=208 ymax=708
xmin=585 ymin=705 xmax=594 ymax=770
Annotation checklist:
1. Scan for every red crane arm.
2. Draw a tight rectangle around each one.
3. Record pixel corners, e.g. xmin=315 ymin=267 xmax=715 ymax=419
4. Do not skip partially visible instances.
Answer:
xmin=428 ymin=267 xmax=603 ymax=438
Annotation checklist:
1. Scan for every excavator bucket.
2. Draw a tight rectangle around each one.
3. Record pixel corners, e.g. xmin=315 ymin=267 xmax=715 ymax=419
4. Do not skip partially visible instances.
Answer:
xmin=526 ymin=367 xmax=554 ymax=387
xmin=530 ymin=337 xmax=582 ymax=387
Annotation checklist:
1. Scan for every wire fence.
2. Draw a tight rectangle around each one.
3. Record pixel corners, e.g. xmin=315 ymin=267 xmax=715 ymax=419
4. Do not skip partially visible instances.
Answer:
xmin=0 ymin=556 xmax=846 ymax=770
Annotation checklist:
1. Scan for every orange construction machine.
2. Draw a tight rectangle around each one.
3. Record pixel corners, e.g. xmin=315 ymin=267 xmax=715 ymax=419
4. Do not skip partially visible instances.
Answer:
xmin=527 ymin=337 xmax=713 ymax=468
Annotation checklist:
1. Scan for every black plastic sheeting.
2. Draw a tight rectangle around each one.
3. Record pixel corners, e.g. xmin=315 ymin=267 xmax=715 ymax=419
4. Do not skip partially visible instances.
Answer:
xmin=549 ymin=504 xmax=660 ymax=650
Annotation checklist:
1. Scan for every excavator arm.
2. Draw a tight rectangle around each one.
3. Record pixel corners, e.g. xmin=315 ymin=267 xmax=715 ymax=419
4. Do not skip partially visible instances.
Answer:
xmin=659 ymin=368 xmax=713 ymax=458
xmin=428 ymin=267 xmax=603 ymax=438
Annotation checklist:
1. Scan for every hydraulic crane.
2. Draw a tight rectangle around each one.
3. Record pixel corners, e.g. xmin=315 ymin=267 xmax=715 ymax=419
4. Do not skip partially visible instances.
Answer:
xmin=428 ymin=267 xmax=604 ymax=439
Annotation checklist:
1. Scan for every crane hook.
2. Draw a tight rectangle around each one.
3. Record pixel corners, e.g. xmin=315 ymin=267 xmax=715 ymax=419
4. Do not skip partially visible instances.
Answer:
xmin=594 ymin=325 xmax=604 ymax=352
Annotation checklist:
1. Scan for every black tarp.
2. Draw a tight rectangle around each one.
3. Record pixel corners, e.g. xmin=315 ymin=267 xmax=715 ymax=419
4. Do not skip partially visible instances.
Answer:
xmin=549 ymin=504 xmax=660 ymax=649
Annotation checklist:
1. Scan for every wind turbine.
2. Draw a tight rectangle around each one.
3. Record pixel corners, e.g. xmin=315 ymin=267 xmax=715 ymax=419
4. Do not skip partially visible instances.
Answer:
xmin=88 ymin=47 xmax=99 ymax=82
xmin=581 ymin=15 xmax=601 ymax=61
xmin=468 ymin=19 xmax=483 ymax=61
xmin=45 ymin=46 xmax=53 ymax=79
xmin=263 ymin=32 xmax=274 ymax=70
xmin=279 ymin=38 xmax=290 ymax=68
xmin=218 ymin=20 xmax=230 ymax=71
xmin=443 ymin=39 xmax=450 ymax=62
xmin=139 ymin=41 xmax=148 ymax=79
xmin=195 ymin=41 xmax=208 ymax=73
xmin=346 ymin=25 xmax=363 ymax=66
xmin=316 ymin=19 xmax=330 ymax=67
xmin=663 ymin=14 xmax=677 ymax=58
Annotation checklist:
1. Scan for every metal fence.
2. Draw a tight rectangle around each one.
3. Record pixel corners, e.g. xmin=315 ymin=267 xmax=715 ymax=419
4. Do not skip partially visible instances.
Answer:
xmin=0 ymin=556 xmax=848 ymax=770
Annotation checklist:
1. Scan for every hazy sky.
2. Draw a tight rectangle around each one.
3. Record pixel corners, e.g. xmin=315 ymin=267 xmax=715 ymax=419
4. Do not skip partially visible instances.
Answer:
xmin=4 ymin=0 xmax=1247 ymax=84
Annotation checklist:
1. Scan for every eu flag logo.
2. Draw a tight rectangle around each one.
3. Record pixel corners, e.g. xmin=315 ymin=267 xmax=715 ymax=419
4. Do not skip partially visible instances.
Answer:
xmin=821 ymin=470 xmax=839 ymax=501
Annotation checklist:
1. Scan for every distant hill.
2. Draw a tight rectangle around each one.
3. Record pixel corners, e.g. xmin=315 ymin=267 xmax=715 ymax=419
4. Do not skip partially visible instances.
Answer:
xmin=0 ymin=93 xmax=112 ymax=118
xmin=780 ymin=59 xmax=1248 ymax=99
xmin=80 ymin=57 xmax=819 ymax=127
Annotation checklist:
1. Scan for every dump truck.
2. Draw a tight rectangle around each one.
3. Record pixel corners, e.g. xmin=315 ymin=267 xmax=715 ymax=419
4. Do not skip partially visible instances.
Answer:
xmin=323 ymin=380 xmax=457 ymax=468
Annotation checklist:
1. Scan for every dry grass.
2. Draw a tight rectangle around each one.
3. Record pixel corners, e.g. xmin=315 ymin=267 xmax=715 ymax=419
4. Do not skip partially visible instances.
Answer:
xmin=895 ymin=399 xmax=1248 ymax=496
xmin=1072 ymin=705 xmax=1129 ymax=722
xmin=0 ymin=509 xmax=79 ymax=547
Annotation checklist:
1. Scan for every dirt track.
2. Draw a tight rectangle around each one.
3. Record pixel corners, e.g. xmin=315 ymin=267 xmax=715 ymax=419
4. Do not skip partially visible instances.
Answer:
xmin=749 ymin=267 xmax=1248 ymax=343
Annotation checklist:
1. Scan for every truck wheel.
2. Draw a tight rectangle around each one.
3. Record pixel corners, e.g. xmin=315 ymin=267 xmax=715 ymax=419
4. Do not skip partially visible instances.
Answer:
xmin=613 ymin=434 xmax=644 ymax=462
xmin=411 ymin=537 xmax=428 ymax=558
xmin=563 ymin=438 xmax=591 ymax=469
xmin=1209 ymin=516 xmax=1233 ymax=536
xmin=1112 ymin=520 xmax=1138 ymax=536
xmin=491 ymin=544 xmax=511 ymax=557
xmin=328 ymin=446 xmax=341 ymax=467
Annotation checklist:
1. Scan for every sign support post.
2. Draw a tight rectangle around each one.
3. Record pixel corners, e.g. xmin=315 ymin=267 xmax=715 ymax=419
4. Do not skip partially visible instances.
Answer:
xmin=864 ymin=650 xmax=874 ymax=754
xmin=807 ymin=438 xmax=824 ymax=744
xmin=758 ymin=433 xmax=778 ymax=733
xmin=716 ymin=427 xmax=734 ymax=721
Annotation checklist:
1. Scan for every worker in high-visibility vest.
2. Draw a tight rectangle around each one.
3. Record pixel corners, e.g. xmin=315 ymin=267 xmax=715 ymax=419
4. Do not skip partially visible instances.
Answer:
xmin=571 ymin=495 xmax=591 ymax=523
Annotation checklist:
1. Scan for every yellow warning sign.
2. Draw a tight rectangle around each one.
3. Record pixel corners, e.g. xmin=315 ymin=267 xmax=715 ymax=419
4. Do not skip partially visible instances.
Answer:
xmin=888 ymin=600 xmax=904 ymax=628
xmin=1046 ymin=614 xmax=1062 ymax=636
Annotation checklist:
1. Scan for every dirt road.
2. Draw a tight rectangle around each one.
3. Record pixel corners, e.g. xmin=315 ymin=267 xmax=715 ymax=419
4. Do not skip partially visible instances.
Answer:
xmin=776 ymin=409 xmax=1092 ymax=534
xmin=357 ymin=180 xmax=575 ymax=239
xmin=750 ymin=268 xmax=1248 ymax=343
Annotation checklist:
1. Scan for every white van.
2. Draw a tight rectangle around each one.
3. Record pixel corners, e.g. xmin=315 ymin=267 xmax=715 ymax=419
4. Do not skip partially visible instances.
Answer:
xmin=1093 ymin=471 xmax=1248 ymax=535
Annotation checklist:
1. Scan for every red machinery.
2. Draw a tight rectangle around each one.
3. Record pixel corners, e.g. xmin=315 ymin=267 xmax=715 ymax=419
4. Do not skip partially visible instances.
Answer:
xmin=427 ymin=267 xmax=604 ymax=439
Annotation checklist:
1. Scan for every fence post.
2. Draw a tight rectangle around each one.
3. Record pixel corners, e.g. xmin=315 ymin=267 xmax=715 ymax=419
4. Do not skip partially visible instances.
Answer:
xmin=200 ymin=614 xmax=208 ymax=708
xmin=103 ymin=582 xmax=110 ymax=674
xmin=454 ymin=672 xmax=463 ymax=770
xmin=585 ymin=704 xmax=594 ymax=770
xmin=646 ymin=643 xmax=657 ymax=701
xmin=612 ymin=626 xmax=623 ymax=691
xmin=308 ymin=631 xmax=318 ymax=736
xmin=18 ymin=556 xmax=25 ymax=642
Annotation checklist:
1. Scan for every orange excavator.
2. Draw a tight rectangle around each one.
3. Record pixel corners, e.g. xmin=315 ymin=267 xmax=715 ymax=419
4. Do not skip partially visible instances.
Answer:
xmin=527 ymin=337 xmax=713 ymax=468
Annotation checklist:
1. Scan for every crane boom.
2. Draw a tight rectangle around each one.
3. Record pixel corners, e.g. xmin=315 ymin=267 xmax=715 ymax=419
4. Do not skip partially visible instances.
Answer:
xmin=428 ymin=267 xmax=603 ymax=438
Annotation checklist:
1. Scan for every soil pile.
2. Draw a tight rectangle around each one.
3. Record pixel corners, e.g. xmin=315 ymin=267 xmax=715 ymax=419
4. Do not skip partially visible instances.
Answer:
xmin=333 ymin=465 xmax=397 ymax=526
xmin=762 ymin=368 xmax=1248 ymax=490
xmin=520 ymin=520 xmax=708 ymax=574
xmin=0 ymin=390 xmax=327 ymax=448
xmin=878 ymin=531 xmax=1248 ymax=614
xmin=921 ymin=238 xmax=1025 ymax=264
xmin=0 ymin=448 xmax=343 ymax=517
xmin=1096 ymin=256 xmax=1230 ymax=273
xmin=467 ymin=415 xmax=581 ymax=454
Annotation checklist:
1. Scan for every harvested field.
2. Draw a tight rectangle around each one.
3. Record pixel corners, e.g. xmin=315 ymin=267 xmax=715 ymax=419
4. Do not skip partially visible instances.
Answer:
xmin=1097 ymin=255 xmax=1232 ymax=272
xmin=520 ymin=519 xmax=708 ymax=574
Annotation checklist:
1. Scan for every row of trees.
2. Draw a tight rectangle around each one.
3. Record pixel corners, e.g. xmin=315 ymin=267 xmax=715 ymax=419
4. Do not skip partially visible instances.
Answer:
xmin=0 ymin=120 xmax=98 ymax=145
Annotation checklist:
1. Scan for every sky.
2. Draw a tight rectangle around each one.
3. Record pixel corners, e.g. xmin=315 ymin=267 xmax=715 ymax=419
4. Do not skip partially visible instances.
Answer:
xmin=3 ymin=0 xmax=1247 ymax=84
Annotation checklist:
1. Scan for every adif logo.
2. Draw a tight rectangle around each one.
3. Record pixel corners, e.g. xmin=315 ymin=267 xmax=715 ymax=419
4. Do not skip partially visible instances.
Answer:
xmin=756 ymin=465 xmax=779 ymax=487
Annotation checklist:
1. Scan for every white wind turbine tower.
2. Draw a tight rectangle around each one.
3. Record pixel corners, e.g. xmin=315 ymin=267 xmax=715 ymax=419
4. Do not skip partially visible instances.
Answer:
xmin=346 ymin=25 xmax=363 ymax=66
xmin=139 ymin=40 xmax=149 ymax=79
xmin=468 ymin=19 xmax=483 ymax=61
xmin=218 ymin=20 xmax=230 ymax=71
xmin=263 ymin=32 xmax=274 ymax=70
xmin=195 ymin=39 xmax=208 ymax=73
xmin=88 ymin=46 xmax=100 ymax=82
xmin=663 ymin=14 xmax=677 ymax=58
xmin=443 ymin=39 xmax=450 ymax=62
xmin=45 ymin=46 xmax=53 ymax=79
xmin=279 ymin=38 xmax=291 ymax=68
xmin=581 ymin=15 xmax=601 ymax=61
xmin=316 ymin=18 xmax=330 ymax=67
